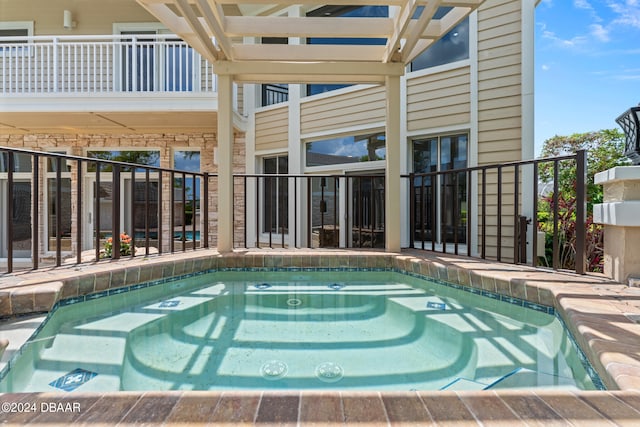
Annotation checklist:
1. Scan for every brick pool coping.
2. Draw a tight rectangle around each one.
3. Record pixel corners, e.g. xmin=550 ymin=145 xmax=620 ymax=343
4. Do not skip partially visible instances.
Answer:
xmin=1 ymin=248 xmax=640 ymax=394
xmin=1 ymin=389 xmax=640 ymax=425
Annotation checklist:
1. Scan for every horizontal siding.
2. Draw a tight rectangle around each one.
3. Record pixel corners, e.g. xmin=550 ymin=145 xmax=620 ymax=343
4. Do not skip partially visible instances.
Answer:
xmin=407 ymin=67 xmax=471 ymax=131
xmin=477 ymin=0 xmax=522 ymax=167
xmin=476 ymin=0 xmax=524 ymax=260
xmin=0 ymin=0 xmax=155 ymax=35
xmin=300 ymin=86 xmax=385 ymax=135
xmin=255 ymin=106 xmax=289 ymax=151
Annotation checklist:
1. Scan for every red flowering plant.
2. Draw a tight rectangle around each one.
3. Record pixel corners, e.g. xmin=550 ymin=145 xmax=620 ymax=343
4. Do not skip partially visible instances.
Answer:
xmin=103 ymin=232 xmax=132 ymax=258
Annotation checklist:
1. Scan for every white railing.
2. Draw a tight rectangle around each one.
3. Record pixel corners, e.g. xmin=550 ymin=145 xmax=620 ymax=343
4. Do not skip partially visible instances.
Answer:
xmin=0 ymin=34 xmax=217 ymax=94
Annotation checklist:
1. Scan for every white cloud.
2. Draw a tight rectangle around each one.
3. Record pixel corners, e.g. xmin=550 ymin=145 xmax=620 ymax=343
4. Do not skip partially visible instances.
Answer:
xmin=542 ymin=28 xmax=588 ymax=48
xmin=590 ymin=24 xmax=611 ymax=41
xmin=541 ymin=64 xmax=551 ymax=71
xmin=608 ymin=1 xmax=640 ymax=28
xmin=574 ymin=0 xmax=593 ymax=10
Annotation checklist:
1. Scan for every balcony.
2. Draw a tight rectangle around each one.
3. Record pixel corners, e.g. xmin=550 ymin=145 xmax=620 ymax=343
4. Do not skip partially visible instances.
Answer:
xmin=0 ymin=35 xmax=235 ymax=132
xmin=0 ymin=34 xmax=217 ymax=95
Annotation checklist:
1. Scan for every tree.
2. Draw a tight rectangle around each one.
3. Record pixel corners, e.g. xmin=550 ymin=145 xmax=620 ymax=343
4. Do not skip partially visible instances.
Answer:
xmin=537 ymin=129 xmax=629 ymax=272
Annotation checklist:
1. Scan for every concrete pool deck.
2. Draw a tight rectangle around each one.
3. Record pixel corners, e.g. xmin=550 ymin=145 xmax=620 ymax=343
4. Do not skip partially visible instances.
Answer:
xmin=1 ymin=248 xmax=640 ymax=424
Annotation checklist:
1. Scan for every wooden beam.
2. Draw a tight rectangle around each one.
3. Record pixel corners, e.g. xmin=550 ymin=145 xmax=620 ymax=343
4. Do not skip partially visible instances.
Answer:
xmin=196 ymin=0 xmax=234 ymax=59
xmin=399 ymin=0 xmax=440 ymax=63
xmin=225 ymin=16 xmax=393 ymax=38
xmin=404 ymin=6 xmax=472 ymax=63
xmin=175 ymin=0 xmax=221 ymax=60
xmin=384 ymin=0 xmax=419 ymax=62
xmin=212 ymin=0 xmax=405 ymax=5
xmin=214 ymin=60 xmax=404 ymax=83
xmin=232 ymin=44 xmax=386 ymax=62
xmin=137 ymin=0 xmax=220 ymax=62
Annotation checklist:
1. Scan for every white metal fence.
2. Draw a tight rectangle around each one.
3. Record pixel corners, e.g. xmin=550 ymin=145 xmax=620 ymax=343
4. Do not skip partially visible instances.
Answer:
xmin=0 ymin=34 xmax=217 ymax=94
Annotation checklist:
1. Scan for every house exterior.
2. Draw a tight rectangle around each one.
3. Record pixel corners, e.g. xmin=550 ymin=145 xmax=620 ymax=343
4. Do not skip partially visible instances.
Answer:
xmin=0 ymin=0 xmax=536 ymax=265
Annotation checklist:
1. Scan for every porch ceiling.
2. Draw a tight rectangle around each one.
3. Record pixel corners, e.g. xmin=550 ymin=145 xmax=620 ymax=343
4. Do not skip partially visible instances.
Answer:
xmin=136 ymin=0 xmax=484 ymax=84
xmin=0 ymin=111 xmax=219 ymax=134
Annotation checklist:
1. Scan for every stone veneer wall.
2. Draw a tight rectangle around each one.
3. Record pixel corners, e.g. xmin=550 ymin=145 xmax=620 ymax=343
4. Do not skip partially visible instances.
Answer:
xmin=0 ymin=132 xmax=246 ymax=256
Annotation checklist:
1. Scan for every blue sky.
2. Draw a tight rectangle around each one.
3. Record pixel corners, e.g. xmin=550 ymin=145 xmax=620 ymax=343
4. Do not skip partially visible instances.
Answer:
xmin=535 ymin=0 xmax=640 ymax=154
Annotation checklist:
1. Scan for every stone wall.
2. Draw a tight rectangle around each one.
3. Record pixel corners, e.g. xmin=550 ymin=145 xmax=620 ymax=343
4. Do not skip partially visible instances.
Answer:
xmin=0 ymin=132 xmax=246 ymax=259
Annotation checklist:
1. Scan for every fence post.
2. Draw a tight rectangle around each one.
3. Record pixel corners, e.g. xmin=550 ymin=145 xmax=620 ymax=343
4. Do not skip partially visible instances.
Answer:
xmin=575 ymin=149 xmax=587 ymax=274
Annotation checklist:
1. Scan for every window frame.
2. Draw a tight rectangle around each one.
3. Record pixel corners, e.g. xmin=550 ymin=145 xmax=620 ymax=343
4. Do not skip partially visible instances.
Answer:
xmin=0 ymin=21 xmax=34 ymax=57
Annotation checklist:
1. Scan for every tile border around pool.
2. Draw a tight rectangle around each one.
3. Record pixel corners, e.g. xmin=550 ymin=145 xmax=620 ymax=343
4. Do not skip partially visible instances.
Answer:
xmin=0 ymin=262 xmax=605 ymax=391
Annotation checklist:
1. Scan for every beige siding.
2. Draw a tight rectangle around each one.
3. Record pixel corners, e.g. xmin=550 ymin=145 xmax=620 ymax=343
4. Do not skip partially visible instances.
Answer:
xmin=477 ymin=0 xmax=523 ymax=166
xmin=406 ymin=67 xmax=471 ymax=131
xmin=300 ymin=86 xmax=385 ymax=135
xmin=476 ymin=0 xmax=524 ymax=262
xmin=255 ymin=106 xmax=289 ymax=151
xmin=1 ymin=0 xmax=155 ymax=35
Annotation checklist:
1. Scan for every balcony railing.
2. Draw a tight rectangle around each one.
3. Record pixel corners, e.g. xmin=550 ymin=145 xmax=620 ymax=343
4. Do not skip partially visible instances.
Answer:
xmin=0 ymin=34 xmax=216 ymax=94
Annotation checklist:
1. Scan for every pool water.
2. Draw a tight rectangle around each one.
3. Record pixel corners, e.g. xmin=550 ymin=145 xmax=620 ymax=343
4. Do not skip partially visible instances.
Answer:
xmin=0 ymin=271 xmax=598 ymax=392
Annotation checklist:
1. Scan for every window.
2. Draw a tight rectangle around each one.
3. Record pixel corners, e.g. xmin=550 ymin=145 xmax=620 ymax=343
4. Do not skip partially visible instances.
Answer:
xmin=0 ymin=22 xmax=33 ymax=55
xmin=263 ymin=156 xmax=288 ymax=234
xmin=0 ymin=152 xmax=32 ymax=172
xmin=173 ymin=151 xmax=201 ymax=242
xmin=410 ymin=8 xmax=469 ymax=72
xmin=306 ymin=132 xmax=386 ymax=167
xmin=46 ymin=151 xmax=72 ymax=251
xmin=412 ymin=134 xmax=468 ymax=244
xmin=86 ymin=150 xmax=160 ymax=172
xmin=114 ymin=24 xmax=195 ymax=92
xmin=306 ymin=6 xmax=388 ymax=96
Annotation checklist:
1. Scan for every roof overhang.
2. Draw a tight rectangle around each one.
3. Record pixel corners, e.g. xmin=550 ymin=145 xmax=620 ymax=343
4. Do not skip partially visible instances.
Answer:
xmin=136 ymin=0 xmax=484 ymax=83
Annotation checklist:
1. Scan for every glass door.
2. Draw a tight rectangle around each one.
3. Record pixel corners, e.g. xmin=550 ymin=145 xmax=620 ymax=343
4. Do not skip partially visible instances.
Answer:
xmin=347 ymin=172 xmax=385 ymax=249
xmin=0 ymin=180 xmax=32 ymax=258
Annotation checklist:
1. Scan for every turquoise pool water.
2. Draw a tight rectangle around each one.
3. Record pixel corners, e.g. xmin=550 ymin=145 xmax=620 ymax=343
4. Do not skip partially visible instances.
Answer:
xmin=0 ymin=271 xmax=599 ymax=392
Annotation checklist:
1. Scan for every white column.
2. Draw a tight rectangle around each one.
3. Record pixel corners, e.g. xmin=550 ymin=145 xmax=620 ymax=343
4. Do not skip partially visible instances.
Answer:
xmin=385 ymin=75 xmax=402 ymax=252
xmin=521 ymin=0 xmax=536 ymax=262
xmin=218 ymin=73 xmax=235 ymax=252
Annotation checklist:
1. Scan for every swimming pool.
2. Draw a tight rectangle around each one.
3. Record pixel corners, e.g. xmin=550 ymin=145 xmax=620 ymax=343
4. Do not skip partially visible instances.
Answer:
xmin=0 ymin=270 xmax=600 ymax=392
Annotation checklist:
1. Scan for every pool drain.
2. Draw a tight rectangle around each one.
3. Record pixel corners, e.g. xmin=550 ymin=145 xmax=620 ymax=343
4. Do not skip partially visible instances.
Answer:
xmin=315 ymin=362 xmax=344 ymax=383
xmin=287 ymin=298 xmax=302 ymax=307
xmin=260 ymin=360 xmax=288 ymax=380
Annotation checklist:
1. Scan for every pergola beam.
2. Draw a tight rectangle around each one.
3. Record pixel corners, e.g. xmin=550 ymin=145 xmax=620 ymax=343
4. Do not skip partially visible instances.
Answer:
xmin=196 ymin=0 xmax=233 ymax=59
xmin=232 ymin=44 xmax=386 ymax=62
xmin=404 ymin=6 xmax=472 ymax=62
xmin=214 ymin=60 xmax=404 ymax=83
xmin=225 ymin=16 xmax=393 ymax=38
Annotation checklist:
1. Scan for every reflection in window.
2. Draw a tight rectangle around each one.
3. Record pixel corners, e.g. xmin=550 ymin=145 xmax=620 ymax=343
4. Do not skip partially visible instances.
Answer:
xmin=87 ymin=150 xmax=160 ymax=172
xmin=48 ymin=179 xmax=72 ymax=251
xmin=410 ymin=8 xmax=469 ymax=72
xmin=173 ymin=151 xmax=201 ymax=242
xmin=412 ymin=134 xmax=468 ymax=244
xmin=0 ymin=152 xmax=32 ymax=173
xmin=306 ymin=132 xmax=386 ymax=167
xmin=263 ymin=156 xmax=288 ymax=234
xmin=306 ymin=6 xmax=388 ymax=96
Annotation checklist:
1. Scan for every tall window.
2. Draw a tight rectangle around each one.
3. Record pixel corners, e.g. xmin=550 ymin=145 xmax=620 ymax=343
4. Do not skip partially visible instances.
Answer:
xmin=412 ymin=134 xmax=468 ymax=244
xmin=410 ymin=8 xmax=469 ymax=72
xmin=47 ymin=153 xmax=72 ymax=251
xmin=174 ymin=151 xmax=201 ymax=243
xmin=263 ymin=156 xmax=288 ymax=234
xmin=306 ymin=6 xmax=388 ymax=96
